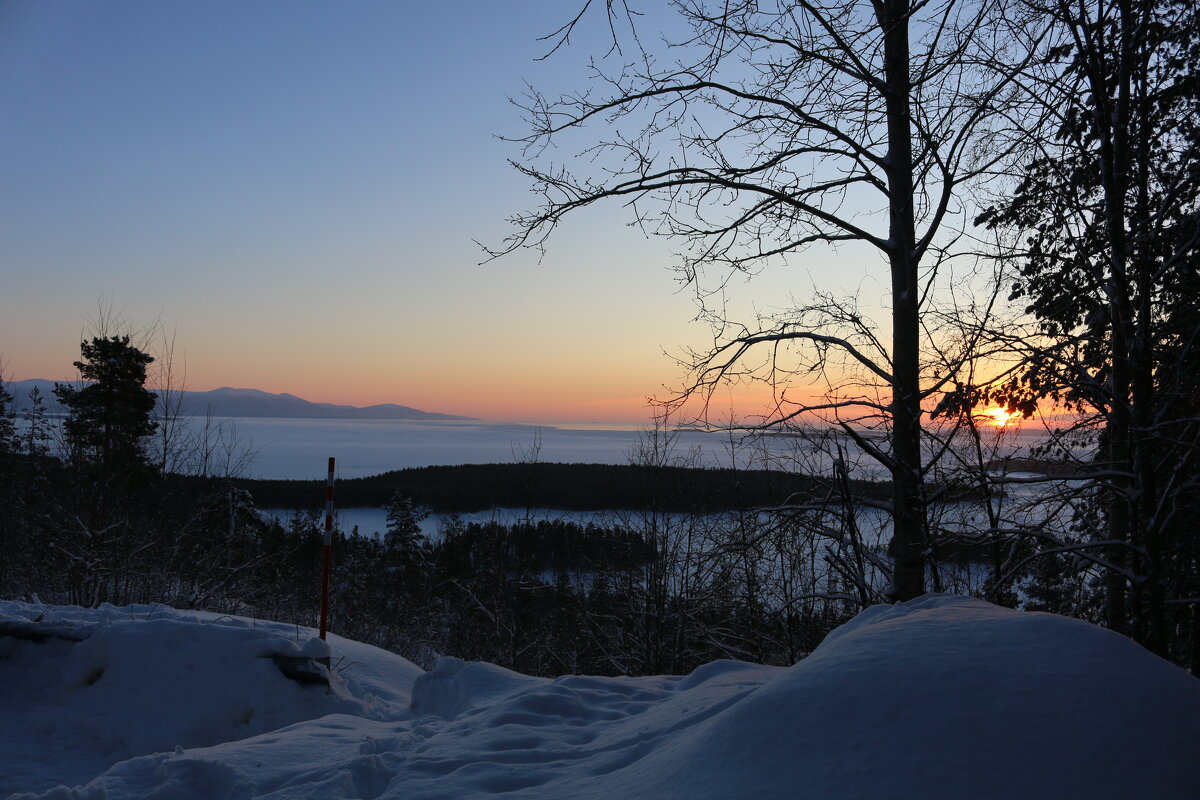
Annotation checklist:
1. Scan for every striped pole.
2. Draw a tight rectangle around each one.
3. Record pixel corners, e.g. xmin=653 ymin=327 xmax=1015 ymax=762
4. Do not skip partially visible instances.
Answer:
xmin=319 ymin=456 xmax=335 ymax=641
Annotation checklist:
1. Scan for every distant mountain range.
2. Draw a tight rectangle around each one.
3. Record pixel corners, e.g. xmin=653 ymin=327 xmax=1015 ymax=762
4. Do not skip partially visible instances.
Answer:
xmin=3 ymin=379 xmax=476 ymax=422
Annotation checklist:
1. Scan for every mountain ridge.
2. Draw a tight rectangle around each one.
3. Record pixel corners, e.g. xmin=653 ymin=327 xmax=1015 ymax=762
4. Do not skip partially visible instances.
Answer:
xmin=2 ymin=379 xmax=476 ymax=421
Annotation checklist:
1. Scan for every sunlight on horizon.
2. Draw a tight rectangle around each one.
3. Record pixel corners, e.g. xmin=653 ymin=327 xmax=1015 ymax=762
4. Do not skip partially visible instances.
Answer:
xmin=982 ymin=406 xmax=1023 ymax=428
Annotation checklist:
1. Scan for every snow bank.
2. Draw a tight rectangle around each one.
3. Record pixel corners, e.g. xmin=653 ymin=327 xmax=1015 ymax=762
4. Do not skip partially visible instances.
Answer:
xmin=0 ymin=601 xmax=419 ymax=796
xmin=409 ymin=656 xmax=548 ymax=721
xmin=601 ymin=594 xmax=1200 ymax=799
xmin=3 ymin=595 xmax=1197 ymax=799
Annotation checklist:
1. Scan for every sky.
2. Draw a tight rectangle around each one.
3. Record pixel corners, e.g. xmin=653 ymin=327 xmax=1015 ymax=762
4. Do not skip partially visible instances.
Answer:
xmin=0 ymin=0 xmax=887 ymax=424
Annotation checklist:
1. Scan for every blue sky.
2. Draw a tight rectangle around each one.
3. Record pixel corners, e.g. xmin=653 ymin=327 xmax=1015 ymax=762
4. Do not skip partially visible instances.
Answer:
xmin=0 ymin=1 xmax=882 ymax=423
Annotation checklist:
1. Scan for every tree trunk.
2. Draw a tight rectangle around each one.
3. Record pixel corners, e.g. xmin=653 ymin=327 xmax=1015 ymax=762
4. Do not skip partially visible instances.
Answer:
xmin=1128 ymin=12 xmax=1166 ymax=654
xmin=881 ymin=0 xmax=926 ymax=601
xmin=1093 ymin=0 xmax=1136 ymax=635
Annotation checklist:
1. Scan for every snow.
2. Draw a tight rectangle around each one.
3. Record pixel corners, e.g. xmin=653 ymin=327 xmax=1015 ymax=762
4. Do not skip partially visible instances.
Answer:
xmin=2 ymin=595 xmax=1197 ymax=799
xmin=0 ymin=603 xmax=418 ymax=797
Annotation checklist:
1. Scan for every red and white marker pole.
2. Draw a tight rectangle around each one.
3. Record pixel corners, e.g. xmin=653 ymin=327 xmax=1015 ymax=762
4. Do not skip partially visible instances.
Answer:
xmin=319 ymin=456 xmax=335 ymax=641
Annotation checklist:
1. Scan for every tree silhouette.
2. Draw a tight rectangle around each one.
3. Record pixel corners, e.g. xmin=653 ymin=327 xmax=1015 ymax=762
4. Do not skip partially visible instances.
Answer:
xmin=494 ymin=0 xmax=1044 ymax=600
xmin=55 ymin=335 xmax=158 ymax=477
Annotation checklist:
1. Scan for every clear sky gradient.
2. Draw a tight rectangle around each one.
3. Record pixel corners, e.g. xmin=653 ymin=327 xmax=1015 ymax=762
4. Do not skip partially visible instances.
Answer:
xmin=1 ymin=1 xmax=885 ymax=424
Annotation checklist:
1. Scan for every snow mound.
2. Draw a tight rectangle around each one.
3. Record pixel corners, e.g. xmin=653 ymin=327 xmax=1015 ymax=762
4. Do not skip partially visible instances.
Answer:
xmin=410 ymin=656 xmax=548 ymax=721
xmin=0 ymin=601 xmax=420 ymax=796
xmin=4 ymin=595 xmax=1197 ymax=799
xmin=606 ymin=593 xmax=1200 ymax=799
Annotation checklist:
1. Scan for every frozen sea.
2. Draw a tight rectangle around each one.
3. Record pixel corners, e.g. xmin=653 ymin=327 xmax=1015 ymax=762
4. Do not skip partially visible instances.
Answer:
xmin=214 ymin=417 xmax=749 ymax=536
xmin=188 ymin=416 xmax=1050 ymax=537
xmin=200 ymin=416 xmax=1050 ymax=481
xmin=187 ymin=417 xmax=821 ymax=480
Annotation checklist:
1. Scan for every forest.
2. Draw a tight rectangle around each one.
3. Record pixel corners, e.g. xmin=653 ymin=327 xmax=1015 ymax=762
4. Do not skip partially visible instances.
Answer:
xmin=225 ymin=461 xmax=893 ymax=512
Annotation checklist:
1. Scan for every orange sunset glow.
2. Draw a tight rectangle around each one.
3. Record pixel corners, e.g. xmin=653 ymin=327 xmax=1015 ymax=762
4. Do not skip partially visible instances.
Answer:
xmin=982 ymin=406 xmax=1022 ymax=427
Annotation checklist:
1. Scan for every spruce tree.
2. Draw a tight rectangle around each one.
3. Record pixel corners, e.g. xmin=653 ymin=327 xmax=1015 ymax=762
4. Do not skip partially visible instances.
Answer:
xmin=54 ymin=336 xmax=158 ymax=476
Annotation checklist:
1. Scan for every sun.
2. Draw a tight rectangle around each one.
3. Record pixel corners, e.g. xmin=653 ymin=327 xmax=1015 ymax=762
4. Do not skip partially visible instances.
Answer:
xmin=982 ymin=406 xmax=1021 ymax=428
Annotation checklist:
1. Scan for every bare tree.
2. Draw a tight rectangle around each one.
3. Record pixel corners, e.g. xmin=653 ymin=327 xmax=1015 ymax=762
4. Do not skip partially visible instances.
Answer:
xmin=493 ymin=0 xmax=1045 ymax=599
xmin=148 ymin=325 xmax=189 ymax=475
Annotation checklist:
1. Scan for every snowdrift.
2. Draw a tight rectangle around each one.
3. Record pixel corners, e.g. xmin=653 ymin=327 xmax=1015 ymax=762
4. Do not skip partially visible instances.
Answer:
xmin=2 ymin=595 xmax=1196 ymax=799
xmin=0 ymin=603 xmax=419 ymax=796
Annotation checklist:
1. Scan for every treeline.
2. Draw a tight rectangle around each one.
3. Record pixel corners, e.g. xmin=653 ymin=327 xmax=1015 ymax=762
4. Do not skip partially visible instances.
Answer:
xmin=252 ymin=501 xmax=857 ymax=675
xmin=218 ymin=462 xmax=890 ymax=513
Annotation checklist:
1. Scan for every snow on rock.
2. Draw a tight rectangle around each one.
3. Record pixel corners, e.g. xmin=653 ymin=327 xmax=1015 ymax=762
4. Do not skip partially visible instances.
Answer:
xmin=3 ymin=595 xmax=1198 ymax=799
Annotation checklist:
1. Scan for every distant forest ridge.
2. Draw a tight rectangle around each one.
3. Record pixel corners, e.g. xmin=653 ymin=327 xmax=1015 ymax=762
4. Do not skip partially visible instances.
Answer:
xmin=3 ymin=379 xmax=476 ymax=422
xmin=215 ymin=462 xmax=893 ymax=514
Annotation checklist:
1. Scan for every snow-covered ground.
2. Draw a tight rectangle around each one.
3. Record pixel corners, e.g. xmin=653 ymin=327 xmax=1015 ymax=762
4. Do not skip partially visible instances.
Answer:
xmin=2 ymin=595 xmax=1196 ymax=799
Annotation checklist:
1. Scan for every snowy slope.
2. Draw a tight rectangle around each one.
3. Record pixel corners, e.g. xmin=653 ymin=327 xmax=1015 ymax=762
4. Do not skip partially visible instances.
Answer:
xmin=0 ymin=602 xmax=419 ymax=797
xmin=2 ymin=595 xmax=1197 ymax=799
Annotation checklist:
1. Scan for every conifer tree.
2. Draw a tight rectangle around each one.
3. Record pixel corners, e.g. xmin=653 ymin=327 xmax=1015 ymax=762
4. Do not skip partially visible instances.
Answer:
xmin=54 ymin=336 xmax=158 ymax=476
xmin=978 ymin=0 xmax=1200 ymax=659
